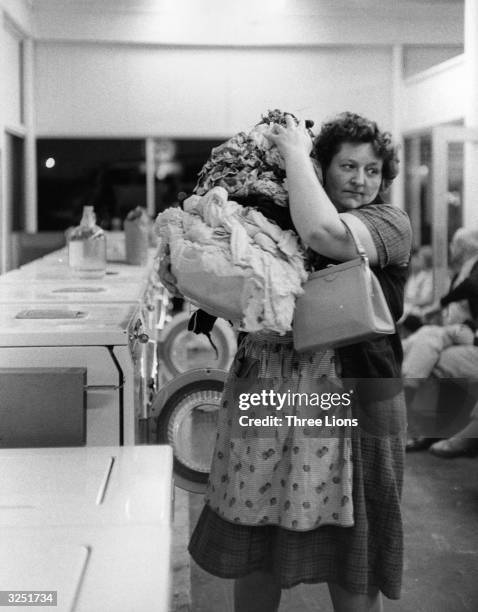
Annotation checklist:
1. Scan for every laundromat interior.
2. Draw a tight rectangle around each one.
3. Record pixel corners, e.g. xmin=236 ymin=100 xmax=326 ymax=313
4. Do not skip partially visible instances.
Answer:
xmin=0 ymin=1 xmax=477 ymax=611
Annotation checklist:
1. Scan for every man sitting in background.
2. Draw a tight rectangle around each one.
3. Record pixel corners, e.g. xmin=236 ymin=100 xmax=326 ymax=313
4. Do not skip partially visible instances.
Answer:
xmin=403 ymin=227 xmax=478 ymax=451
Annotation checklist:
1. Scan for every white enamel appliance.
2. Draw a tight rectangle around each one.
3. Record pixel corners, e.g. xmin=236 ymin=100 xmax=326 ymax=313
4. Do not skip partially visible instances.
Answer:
xmin=0 ymin=302 xmax=152 ymax=446
xmin=0 ymin=446 xmax=172 ymax=612
xmin=0 ymin=446 xmax=173 ymax=527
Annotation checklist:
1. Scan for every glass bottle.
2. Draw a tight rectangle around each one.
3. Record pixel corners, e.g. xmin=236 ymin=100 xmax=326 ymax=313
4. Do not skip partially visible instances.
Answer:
xmin=68 ymin=205 xmax=107 ymax=278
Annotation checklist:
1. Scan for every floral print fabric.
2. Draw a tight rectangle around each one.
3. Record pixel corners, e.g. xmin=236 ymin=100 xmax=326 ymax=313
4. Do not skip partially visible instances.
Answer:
xmin=205 ymin=332 xmax=354 ymax=530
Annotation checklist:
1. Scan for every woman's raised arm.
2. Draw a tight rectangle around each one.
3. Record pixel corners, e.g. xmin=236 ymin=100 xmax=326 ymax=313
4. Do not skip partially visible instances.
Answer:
xmin=265 ymin=115 xmax=378 ymax=264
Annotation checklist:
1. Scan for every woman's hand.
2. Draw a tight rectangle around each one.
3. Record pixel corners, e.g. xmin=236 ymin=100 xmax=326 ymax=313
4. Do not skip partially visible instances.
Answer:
xmin=265 ymin=115 xmax=312 ymax=162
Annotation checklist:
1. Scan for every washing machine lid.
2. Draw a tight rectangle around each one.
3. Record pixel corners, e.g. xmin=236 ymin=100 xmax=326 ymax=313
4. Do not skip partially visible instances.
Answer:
xmin=0 ymin=302 xmax=138 ymax=346
xmin=0 ymin=524 xmax=171 ymax=612
xmin=0 ymin=279 xmax=147 ymax=304
xmin=0 ymin=446 xmax=173 ymax=527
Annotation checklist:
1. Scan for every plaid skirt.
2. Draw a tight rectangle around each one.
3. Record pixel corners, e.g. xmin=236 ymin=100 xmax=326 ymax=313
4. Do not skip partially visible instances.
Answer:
xmin=189 ymin=335 xmax=405 ymax=600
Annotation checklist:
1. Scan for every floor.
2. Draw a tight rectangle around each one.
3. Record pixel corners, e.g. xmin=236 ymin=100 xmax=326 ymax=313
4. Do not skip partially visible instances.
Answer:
xmin=172 ymin=451 xmax=478 ymax=612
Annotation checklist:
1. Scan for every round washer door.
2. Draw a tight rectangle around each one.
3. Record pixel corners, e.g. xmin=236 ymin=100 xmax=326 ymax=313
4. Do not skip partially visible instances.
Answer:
xmin=154 ymin=368 xmax=227 ymax=493
xmin=157 ymin=311 xmax=236 ymax=380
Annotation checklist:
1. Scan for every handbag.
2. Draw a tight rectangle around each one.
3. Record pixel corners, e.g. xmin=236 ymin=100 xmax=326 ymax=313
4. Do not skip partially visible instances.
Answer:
xmin=293 ymin=218 xmax=395 ymax=352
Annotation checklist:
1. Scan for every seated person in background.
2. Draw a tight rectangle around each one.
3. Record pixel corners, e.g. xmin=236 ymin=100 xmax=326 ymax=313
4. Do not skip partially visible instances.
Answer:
xmin=400 ymin=245 xmax=435 ymax=333
xmin=403 ymin=227 xmax=478 ymax=451
xmin=429 ymin=404 xmax=478 ymax=457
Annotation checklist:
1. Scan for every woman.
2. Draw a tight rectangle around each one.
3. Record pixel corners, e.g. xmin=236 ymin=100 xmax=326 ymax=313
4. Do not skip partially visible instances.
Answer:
xmin=188 ymin=112 xmax=412 ymax=612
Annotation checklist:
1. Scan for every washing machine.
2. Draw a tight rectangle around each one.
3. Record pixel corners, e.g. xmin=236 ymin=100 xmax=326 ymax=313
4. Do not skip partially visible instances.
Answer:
xmin=0 ymin=301 xmax=154 ymax=447
xmin=156 ymin=310 xmax=236 ymax=383
xmin=151 ymin=367 xmax=228 ymax=493
xmin=0 ymin=446 xmax=173 ymax=612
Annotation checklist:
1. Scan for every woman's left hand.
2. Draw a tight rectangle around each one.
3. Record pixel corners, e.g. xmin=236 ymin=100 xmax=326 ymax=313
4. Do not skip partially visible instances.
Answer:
xmin=265 ymin=115 xmax=312 ymax=161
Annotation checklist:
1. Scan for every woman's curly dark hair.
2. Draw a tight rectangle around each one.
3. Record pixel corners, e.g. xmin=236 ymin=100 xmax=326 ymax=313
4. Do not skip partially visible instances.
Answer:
xmin=312 ymin=111 xmax=400 ymax=198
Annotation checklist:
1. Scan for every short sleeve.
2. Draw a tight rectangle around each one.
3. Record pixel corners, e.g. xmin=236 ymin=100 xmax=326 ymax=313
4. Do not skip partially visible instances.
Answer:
xmin=349 ymin=204 xmax=412 ymax=268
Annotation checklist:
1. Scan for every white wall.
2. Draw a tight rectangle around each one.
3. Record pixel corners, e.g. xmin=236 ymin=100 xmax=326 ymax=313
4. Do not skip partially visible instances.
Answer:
xmin=32 ymin=0 xmax=463 ymax=47
xmin=0 ymin=0 xmax=33 ymax=272
xmin=34 ymin=44 xmax=394 ymax=138
xmin=2 ymin=20 xmax=23 ymax=130
xmin=400 ymin=55 xmax=465 ymax=133
xmin=403 ymin=45 xmax=463 ymax=78
xmin=0 ymin=0 xmax=33 ymax=131
xmin=1 ymin=0 xmax=31 ymax=32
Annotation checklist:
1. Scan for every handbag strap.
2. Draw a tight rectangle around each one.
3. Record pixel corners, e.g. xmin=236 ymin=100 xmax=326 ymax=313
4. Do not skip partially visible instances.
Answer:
xmin=340 ymin=216 xmax=374 ymax=294
xmin=340 ymin=216 xmax=369 ymax=264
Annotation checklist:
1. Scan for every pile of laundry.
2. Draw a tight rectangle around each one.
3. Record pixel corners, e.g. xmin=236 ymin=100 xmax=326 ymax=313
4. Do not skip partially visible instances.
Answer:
xmin=155 ymin=110 xmax=314 ymax=334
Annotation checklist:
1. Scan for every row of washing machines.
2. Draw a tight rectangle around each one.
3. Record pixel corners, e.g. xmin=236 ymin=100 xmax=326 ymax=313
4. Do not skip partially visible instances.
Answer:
xmin=0 ymin=236 xmax=236 ymax=611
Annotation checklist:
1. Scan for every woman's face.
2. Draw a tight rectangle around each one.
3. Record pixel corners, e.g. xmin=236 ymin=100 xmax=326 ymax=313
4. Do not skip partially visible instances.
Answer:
xmin=323 ymin=142 xmax=383 ymax=212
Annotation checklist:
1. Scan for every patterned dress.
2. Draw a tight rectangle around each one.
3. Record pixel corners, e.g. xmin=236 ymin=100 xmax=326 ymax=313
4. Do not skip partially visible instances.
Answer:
xmin=205 ymin=333 xmax=354 ymax=531
xmin=189 ymin=204 xmax=411 ymax=600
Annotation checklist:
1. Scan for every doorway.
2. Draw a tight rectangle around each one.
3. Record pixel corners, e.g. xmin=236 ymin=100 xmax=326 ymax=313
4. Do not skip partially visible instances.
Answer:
xmin=1 ymin=132 xmax=25 ymax=272
xmin=404 ymin=126 xmax=478 ymax=299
